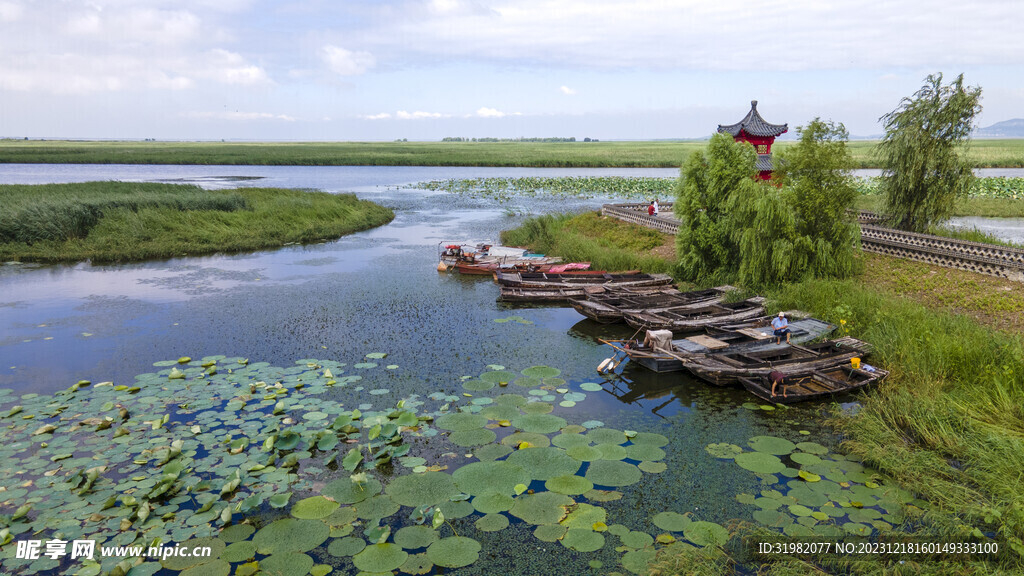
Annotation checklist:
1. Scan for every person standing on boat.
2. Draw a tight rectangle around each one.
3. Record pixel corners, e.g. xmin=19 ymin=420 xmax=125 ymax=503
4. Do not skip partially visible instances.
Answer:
xmin=771 ymin=312 xmax=791 ymax=344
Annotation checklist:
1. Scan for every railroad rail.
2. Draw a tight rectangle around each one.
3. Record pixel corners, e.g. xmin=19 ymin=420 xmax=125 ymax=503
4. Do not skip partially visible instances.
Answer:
xmin=601 ymin=203 xmax=1024 ymax=283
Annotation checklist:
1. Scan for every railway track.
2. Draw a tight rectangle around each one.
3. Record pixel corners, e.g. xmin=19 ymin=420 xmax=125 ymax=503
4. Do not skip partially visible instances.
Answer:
xmin=601 ymin=203 xmax=1024 ymax=283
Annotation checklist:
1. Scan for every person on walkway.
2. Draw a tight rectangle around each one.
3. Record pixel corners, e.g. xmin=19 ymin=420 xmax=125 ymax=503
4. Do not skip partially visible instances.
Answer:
xmin=771 ymin=312 xmax=791 ymax=344
xmin=648 ymin=202 xmax=655 ymax=216
xmin=653 ymin=198 xmax=660 ymax=216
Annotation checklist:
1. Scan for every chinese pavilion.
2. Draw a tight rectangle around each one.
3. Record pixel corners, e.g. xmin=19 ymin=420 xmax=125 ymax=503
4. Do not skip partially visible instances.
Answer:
xmin=717 ymin=100 xmax=788 ymax=180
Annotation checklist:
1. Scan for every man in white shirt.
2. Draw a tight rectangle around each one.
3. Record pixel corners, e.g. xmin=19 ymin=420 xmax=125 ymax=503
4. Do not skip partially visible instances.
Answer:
xmin=771 ymin=312 xmax=790 ymax=344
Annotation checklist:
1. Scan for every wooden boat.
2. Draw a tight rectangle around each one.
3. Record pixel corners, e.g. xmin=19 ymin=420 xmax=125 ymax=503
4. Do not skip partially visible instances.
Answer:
xmin=601 ymin=316 xmax=835 ymax=373
xmin=494 ymin=271 xmax=674 ymax=290
xmin=570 ymin=285 xmax=734 ymax=324
xmin=683 ymin=337 xmax=873 ymax=387
xmin=739 ymin=364 xmax=889 ymax=404
xmin=622 ymin=297 xmax=766 ymax=332
xmin=498 ymin=284 xmax=674 ymax=303
xmin=455 ymin=262 xmax=592 ymax=275
xmin=438 ymin=242 xmax=562 ymax=272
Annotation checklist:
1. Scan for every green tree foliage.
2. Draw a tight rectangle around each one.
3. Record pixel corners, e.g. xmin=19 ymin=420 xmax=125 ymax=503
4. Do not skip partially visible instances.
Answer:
xmin=674 ymin=122 xmax=860 ymax=288
xmin=673 ymin=133 xmax=756 ymax=284
xmin=878 ymin=73 xmax=983 ymax=232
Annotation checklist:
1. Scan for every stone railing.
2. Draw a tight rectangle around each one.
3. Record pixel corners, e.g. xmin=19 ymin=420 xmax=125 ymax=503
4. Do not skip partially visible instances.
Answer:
xmin=602 ymin=203 xmax=1024 ymax=282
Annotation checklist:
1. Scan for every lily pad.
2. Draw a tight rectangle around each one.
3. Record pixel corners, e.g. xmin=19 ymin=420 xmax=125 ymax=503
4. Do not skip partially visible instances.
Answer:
xmin=652 ymin=511 xmax=691 ymax=532
xmin=521 ymin=366 xmax=561 ymax=378
xmin=253 ymin=519 xmax=330 ymax=555
xmin=509 ymin=492 xmax=574 ymax=525
xmin=566 ymin=445 xmax=603 ymax=462
xmin=426 ymin=537 xmax=481 ymax=569
xmin=586 ymin=428 xmax=626 ymax=445
xmin=353 ymin=543 xmax=408 ymax=573
xmin=475 ymin=513 xmax=510 ymax=532
xmin=621 ymin=549 xmax=657 ymax=575
xmin=638 ymin=461 xmax=667 ymax=474
xmin=624 ymin=444 xmax=665 ymax=461
xmin=259 ymin=552 xmax=314 ymax=576
xmin=449 ymin=428 xmax=497 ymax=447
xmin=749 ymin=436 xmax=797 ymax=455
xmin=399 ymin=554 xmax=434 ymax=576
xmin=473 ymin=443 xmax=513 ymax=462
xmin=552 ymin=433 xmax=592 ymax=450
xmin=453 ymin=461 xmax=531 ymax=496
xmin=620 ymin=530 xmax=654 ymax=549
xmin=354 ymin=495 xmax=401 ymax=520
xmin=500 ymin=431 xmax=552 ymax=448
xmin=327 ymin=537 xmax=366 ymax=557
xmin=560 ymin=529 xmax=605 ymax=552
xmin=435 ymin=412 xmax=488 ymax=431
xmin=222 ymin=541 xmax=258 ymax=563
xmin=180 ymin=561 xmax=231 ymax=576
xmin=322 ymin=477 xmax=382 ymax=504
xmin=579 ymin=382 xmax=603 ymax=392
xmin=734 ymin=452 xmax=786 ymax=475
xmin=219 ymin=524 xmax=256 ymax=543
xmin=394 ymin=525 xmax=439 ymax=550
xmin=629 ymin=432 xmax=669 ymax=447
xmin=291 ymin=496 xmax=340 ymax=520
xmin=533 ymin=523 xmax=568 ymax=542
xmin=584 ymin=460 xmax=642 ymax=487
xmin=705 ymin=443 xmax=743 ymax=459
xmin=480 ymin=370 xmax=518 ymax=384
xmin=545 ymin=475 xmax=594 ymax=496
xmin=506 ymin=447 xmax=581 ymax=481
xmin=560 ymin=502 xmax=607 ymax=529
xmin=684 ymin=521 xmax=729 ymax=547
xmin=511 ymin=413 xmax=566 ymax=434
xmin=387 ymin=471 xmax=459 ymax=507
xmin=796 ymin=441 xmax=829 ymax=455
xmin=473 ymin=492 xmax=515 ymax=514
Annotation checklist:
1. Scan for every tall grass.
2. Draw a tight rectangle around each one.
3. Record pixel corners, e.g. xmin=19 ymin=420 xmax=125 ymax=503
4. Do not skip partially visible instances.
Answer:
xmin=2 ymin=139 xmax=1023 ymax=168
xmin=0 ymin=182 xmax=394 ymax=263
xmin=499 ymin=212 xmax=674 ymax=274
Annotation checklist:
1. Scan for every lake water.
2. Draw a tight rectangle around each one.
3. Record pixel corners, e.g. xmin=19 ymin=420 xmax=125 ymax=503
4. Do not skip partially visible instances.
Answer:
xmin=0 ymin=164 xmax=976 ymax=575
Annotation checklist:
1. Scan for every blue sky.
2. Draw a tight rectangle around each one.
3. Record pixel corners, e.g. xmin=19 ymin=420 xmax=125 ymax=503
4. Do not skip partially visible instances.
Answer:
xmin=1 ymin=0 xmax=1021 ymax=141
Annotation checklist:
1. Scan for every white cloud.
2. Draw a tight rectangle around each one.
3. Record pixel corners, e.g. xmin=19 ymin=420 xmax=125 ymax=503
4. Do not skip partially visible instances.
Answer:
xmin=559 ymin=85 xmax=576 ymax=95
xmin=475 ymin=107 xmax=505 ymax=118
xmin=0 ymin=1 xmax=24 ymax=22
xmin=321 ymin=45 xmax=376 ymax=76
xmin=396 ymin=110 xmax=449 ymax=119
xmin=362 ymin=112 xmax=392 ymax=120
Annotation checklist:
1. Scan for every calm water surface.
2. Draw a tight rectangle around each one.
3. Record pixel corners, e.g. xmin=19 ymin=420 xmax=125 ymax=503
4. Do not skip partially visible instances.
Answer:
xmin=0 ymin=165 xmax=913 ymax=574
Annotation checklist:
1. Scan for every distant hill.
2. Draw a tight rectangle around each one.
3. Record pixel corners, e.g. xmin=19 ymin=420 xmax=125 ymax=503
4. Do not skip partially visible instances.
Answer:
xmin=976 ymin=119 xmax=1024 ymax=138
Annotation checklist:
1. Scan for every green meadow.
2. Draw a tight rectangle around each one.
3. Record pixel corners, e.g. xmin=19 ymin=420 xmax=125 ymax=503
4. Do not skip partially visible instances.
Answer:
xmin=2 ymin=139 xmax=1023 ymax=168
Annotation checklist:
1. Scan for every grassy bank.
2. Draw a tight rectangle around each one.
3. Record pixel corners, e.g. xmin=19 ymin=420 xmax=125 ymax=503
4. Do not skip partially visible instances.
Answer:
xmin=2 ymin=139 xmax=1024 ymax=168
xmin=0 ymin=182 xmax=394 ymax=263
xmin=503 ymin=212 xmax=1024 ymax=574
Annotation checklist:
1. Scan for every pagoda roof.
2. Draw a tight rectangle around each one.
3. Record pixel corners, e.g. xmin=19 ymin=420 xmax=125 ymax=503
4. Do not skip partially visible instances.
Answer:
xmin=755 ymin=154 xmax=774 ymax=171
xmin=718 ymin=100 xmax=788 ymax=138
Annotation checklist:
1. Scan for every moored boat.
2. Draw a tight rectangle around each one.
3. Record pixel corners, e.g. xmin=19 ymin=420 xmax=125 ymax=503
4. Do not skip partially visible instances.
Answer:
xmin=682 ymin=336 xmax=873 ymax=387
xmin=494 ymin=271 xmax=674 ymax=290
xmin=622 ymin=297 xmax=766 ymax=332
xmin=455 ymin=261 xmax=592 ymax=275
xmin=498 ymin=284 xmax=675 ymax=303
xmin=601 ymin=315 xmax=835 ymax=373
xmin=738 ymin=364 xmax=888 ymax=404
xmin=571 ymin=285 xmax=735 ymax=324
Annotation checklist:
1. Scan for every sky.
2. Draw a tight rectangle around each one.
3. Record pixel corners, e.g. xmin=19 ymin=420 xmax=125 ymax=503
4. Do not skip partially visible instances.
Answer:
xmin=1 ymin=0 xmax=1022 ymax=141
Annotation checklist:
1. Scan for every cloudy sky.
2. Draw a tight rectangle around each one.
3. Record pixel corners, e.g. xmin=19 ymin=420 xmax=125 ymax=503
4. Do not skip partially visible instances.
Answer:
xmin=1 ymin=0 xmax=1021 ymax=141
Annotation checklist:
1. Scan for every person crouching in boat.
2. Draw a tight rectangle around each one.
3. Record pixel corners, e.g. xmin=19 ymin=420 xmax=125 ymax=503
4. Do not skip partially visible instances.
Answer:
xmin=769 ymin=370 xmax=787 ymax=398
xmin=771 ymin=312 xmax=790 ymax=344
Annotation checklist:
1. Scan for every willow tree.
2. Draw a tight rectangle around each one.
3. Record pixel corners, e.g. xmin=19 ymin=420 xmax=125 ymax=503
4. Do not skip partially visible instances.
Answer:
xmin=673 ymin=133 xmax=757 ymax=285
xmin=878 ymin=73 xmax=982 ymax=232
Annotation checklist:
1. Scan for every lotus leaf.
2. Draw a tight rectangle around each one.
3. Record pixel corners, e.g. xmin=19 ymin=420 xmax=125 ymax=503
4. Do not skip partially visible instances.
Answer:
xmin=521 ymin=366 xmax=560 ymax=378
xmin=533 ymin=523 xmax=568 ymax=542
xmin=394 ymin=525 xmax=439 ymax=550
xmin=752 ymin=509 xmax=792 ymax=527
xmin=620 ymin=530 xmax=654 ymax=549
xmin=480 ymin=370 xmax=518 ymax=384
xmin=426 ymin=536 xmax=481 ymax=569
xmin=322 ymin=477 xmax=382 ymax=504
xmin=560 ymin=529 xmax=605 ymax=552
xmin=353 ymin=543 xmax=409 ymax=573
xmin=500 ymin=431 xmax=551 ymax=448
xmin=579 ymin=382 xmax=603 ymax=392
xmin=462 ymin=380 xmax=494 ymax=392
xmin=798 ymin=470 xmax=822 ymax=482
xmin=453 ymin=461 xmax=531 ymax=496
xmin=749 ymin=436 xmax=797 ymax=455
xmin=584 ymin=460 xmax=642 ymax=487
xmin=473 ymin=492 xmax=515 ymax=514
xmin=449 ymin=428 xmax=497 ymax=447
xmin=638 ymin=461 xmax=667 ymax=474
xmin=560 ymin=503 xmax=606 ymax=529
xmin=507 ymin=447 xmax=581 ymax=481
xmin=652 ymin=511 xmax=690 ymax=532
xmin=354 ymin=495 xmax=401 ymax=520
xmin=545 ymin=475 xmax=594 ymax=496
xmin=472 ymin=443 xmax=513 ymax=462
xmin=514 ymin=377 xmax=543 ymax=388
xmin=291 ymin=496 xmax=340 ymax=520
xmin=551 ymin=433 xmax=591 ymax=449
xmin=327 ymin=537 xmax=366 ymax=557
xmin=586 ymin=428 xmax=626 ymax=445
xmin=795 ymin=441 xmax=829 ymax=454
xmin=219 ymin=523 xmax=255 ymax=543
xmin=705 ymin=443 xmax=742 ymax=459
xmin=258 ymin=552 xmax=314 ymax=576
xmin=437 ymin=499 xmax=475 ymax=519
xmin=624 ymin=444 xmax=665 ymax=461
xmin=595 ymin=443 xmax=627 ymax=460
xmin=620 ymin=549 xmax=657 ymax=575
xmin=734 ymin=452 xmax=786 ymax=475
xmin=510 ymin=413 xmax=566 ymax=434
xmin=180 ymin=561 xmax=231 ymax=576
xmin=509 ymin=492 xmax=574 ymax=525
xmin=566 ymin=445 xmax=603 ymax=462
xmin=253 ymin=519 xmax=329 ymax=555
xmin=310 ymin=566 xmax=331 ymax=576
xmin=843 ymin=522 xmax=872 ymax=536
xmin=435 ymin=413 xmax=488 ymax=431
xmin=475 ymin=513 xmax=509 ymax=532
xmin=399 ymin=553 xmax=434 ymax=576
xmin=520 ymin=401 xmax=554 ymax=414
xmin=161 ymin=537 xmax=226 ymax=570
xmin=365 ymin=353 xmax=388 ymax=359
xmin=790 ymin=452 xmax=822 ymax=466
xmin=221 ymin=541 xmax=258 ymax=563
